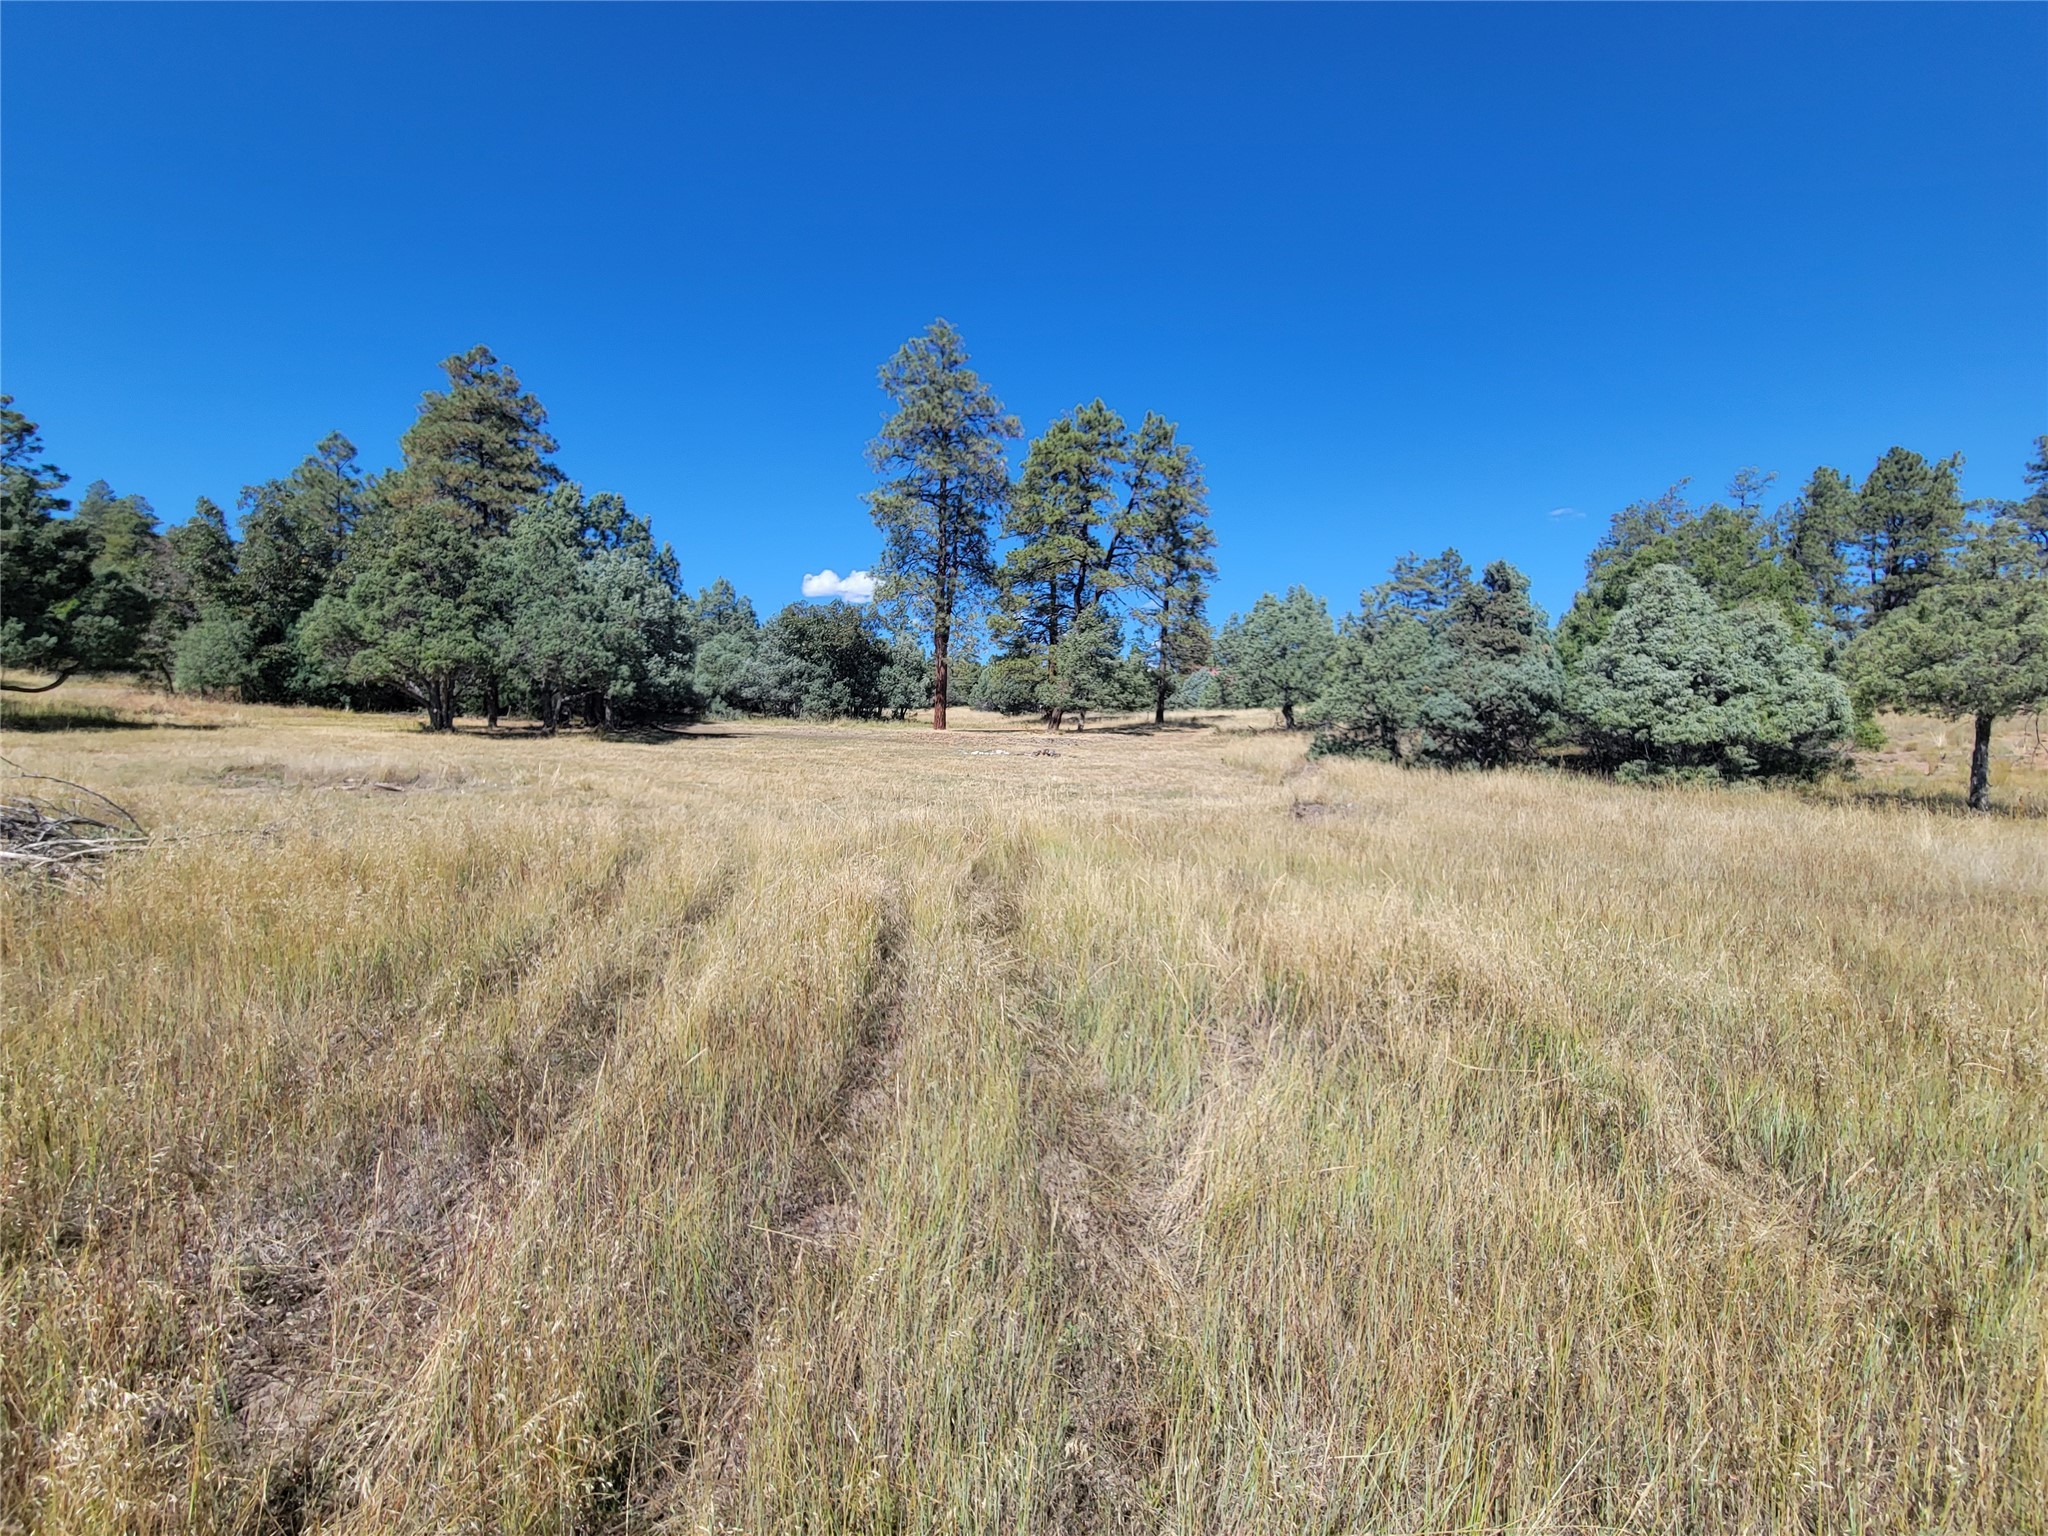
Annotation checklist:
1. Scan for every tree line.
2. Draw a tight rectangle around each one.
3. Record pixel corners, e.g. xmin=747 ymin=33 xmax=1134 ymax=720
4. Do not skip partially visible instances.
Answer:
xmin=1198 ymin=446 xmax=2047 ymax=809
xmin=0 ymin=351 xmax=936 ymax=732
xmin=3 ymin=321 xmax=2042 ymax=807
xmin=0 ymin=322 xmax=1218 ymax=734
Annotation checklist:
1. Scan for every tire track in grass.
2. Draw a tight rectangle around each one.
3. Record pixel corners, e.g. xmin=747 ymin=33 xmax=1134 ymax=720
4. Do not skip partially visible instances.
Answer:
xmin=968 ymin=834 xmax=1193 ymax=1533
xmin=224 ymin=847 xmax=744 ymax=1534
xmin=639 ymin=889 xmax=909 ymax=1530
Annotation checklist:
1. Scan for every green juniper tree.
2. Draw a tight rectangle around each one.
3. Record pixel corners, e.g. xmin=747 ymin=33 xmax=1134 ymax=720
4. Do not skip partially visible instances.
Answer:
xmin=1041 ymin=602 xmax=1126 ymax=729
xmin=167 ymin=497 xmax=239 ymax=611
xmin=298 ymin=490 xmax=487 ymax=730
xmin=1313 ymin=613 xmax=1443 ymax=760
xmin=866 ymin=320 xmax=1019 ymax=730
xmin=1312 ymin=550 xmax=1470 ymax=759
xmin=1216 ymin=586 xmax=1336 ymax=728
xmin=879 ymin=635 xmax=930 ymax=720
xmin=163 ymin=495 xmax=254 ymax=694
xmin=486 ymin=483 xmax=691 ymax=730
xmin=1570 ymin=564 xmax=1852 ymax=781
xmin=684 ymin=579 xmax=762 ymax=714
xmin=1417 ymin=561 xmax=1563 ymax=767
xmin=1847 ymin=513 xmax=2048 ymax=811
xmin=748 ymin=601 xmax=892 ymax=720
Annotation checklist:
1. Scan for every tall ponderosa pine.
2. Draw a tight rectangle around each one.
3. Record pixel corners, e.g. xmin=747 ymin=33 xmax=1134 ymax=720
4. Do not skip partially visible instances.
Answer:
xmin=1364 ymin=547 xmax=1471 ymax=625
xmin=1843 ymin=446 xmax=1965 ymax=622
xmin=996 ymin=400 xmax=1131 ymax=722
xmin=865 ymin=320 xmax=1019 ymax=729
xmin=1124 ymin=413 xmax=1217 ymax=722
xmin=382 ymin=347 xmax=560 ymax=725
xmin=301 ymin=349 xmax=558 ymax=729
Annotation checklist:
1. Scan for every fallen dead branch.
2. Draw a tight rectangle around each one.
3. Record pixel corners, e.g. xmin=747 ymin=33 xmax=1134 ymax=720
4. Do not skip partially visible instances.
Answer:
xmin=0 ymin=758 xmax=148 ymax=882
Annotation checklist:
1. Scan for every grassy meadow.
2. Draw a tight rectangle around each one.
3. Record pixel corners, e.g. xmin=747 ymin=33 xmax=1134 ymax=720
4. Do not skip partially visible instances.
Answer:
xmin=2 ymin=684 xmax=2044 ymax=1535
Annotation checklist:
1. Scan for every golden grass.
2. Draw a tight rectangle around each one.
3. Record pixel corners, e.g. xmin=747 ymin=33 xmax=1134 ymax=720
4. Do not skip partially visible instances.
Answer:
xmin=2 ymin=685 xmax=2043 ymax=1533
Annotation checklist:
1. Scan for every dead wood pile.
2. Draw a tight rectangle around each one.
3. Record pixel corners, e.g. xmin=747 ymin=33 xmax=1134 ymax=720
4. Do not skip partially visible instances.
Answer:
xmin=0 ymin=762 xmax=147 ymax=880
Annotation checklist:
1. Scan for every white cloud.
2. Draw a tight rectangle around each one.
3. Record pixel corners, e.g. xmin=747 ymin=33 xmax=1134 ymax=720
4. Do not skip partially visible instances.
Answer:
xmin=801 ymin=568 xmax=876 ymax=603
xmin=1548 ymin=506 xmax=1583 ymax=519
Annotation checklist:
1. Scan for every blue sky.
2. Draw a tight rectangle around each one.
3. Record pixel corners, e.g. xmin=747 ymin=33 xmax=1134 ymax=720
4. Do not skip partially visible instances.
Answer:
xmin=4 ymin=3 xmax=2042 ymax=626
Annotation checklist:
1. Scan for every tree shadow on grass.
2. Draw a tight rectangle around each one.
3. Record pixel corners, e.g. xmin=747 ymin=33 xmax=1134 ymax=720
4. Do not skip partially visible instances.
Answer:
xmin=1080 ymin=716 xmax=1231 ymax=737
xmin=1817 ymin=785 xmax=2047 ymax=821
xmin=0 ymin=705 xmax=222 ymax=733
xmin=438 ymin=721 xmax=742 ymax=745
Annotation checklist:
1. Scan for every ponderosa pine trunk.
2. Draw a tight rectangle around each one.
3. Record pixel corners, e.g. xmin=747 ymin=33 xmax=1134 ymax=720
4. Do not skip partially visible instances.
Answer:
xmin=1969 ymin=712 xmax=1994 ymax=812
xmin=933 ymin=620 xmax=949 ymax=731
xmin=1154 ymin=674 xmax=1169 ymax=725
xmin=1281 ymin=699 xmax=1297 ymax=730
xmin=485 ymin=676 xmax=501 ymax=731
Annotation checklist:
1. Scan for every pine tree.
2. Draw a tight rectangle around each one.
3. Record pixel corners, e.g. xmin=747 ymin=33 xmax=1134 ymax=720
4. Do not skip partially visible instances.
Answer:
xmin=1216 ymin=587 xmax=1335 ymax=728
xmin=1783 ymin=465 xmax=1857 ymax=629
xmin=299 ymin=492 xmax=487 ymax=730
xmin=865 ymin=320 xmax=1018 ymax=730
xmin=385 ymin=348 xmax=560 ymax=536
xmin=1418 ymin=561 xmax=1563 ymax=767
xmin=1363 ymin=548 xmax=1471 ymax=626
xmin=1842 ymin=446 xmax=1965 ymax=622
xmin=1559 ymin=487 xmax=1804 ymax=662
xmin=2019 ymin=434 xmax=2048 ymax=555
xmin=152 ymin=498 xmax=245 ymax=691
xmin=71 ymin=480 xmax=161 ymax=587
xmin=995 ymin=400 xmax=1130 ymax=723
xmin=1847 ymin=516 xmax=2048 ymax=810
xmin=167 ymin=498 xmax=239 ymax=611
xmin=375 ymin=347 xmax=561 ymax=725
xmin=307 ymin=352 xmax=557 ymax=729
xmin=1124 ymin=413 xmax=1217 ymax=722
xmin=235 ymin=441 xmax=365 ymax=701
xmin=0 ymin=398 xmax=148 ymax=691
xmin=1570 ymin=565 xmax=1851 ymax=780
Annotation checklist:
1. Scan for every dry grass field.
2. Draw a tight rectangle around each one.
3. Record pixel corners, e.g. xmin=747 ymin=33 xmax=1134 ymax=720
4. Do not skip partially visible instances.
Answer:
xmin=2 ymin=685 xmax=2043 ymax=1535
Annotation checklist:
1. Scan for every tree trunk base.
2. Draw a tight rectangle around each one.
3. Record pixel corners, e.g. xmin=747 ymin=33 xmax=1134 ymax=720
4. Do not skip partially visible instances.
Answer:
xmin=1969 ymin=712 xmax=1994 ymax=812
